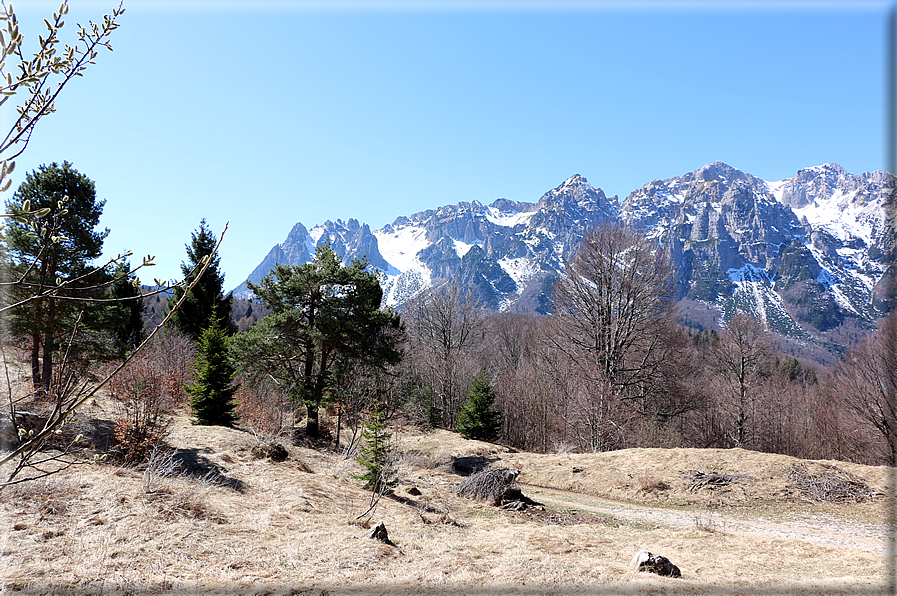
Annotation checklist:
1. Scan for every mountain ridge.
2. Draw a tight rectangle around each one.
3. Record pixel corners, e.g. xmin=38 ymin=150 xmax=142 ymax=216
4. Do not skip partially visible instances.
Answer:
xmin=231 ymin=162 xmax=895 ymax=358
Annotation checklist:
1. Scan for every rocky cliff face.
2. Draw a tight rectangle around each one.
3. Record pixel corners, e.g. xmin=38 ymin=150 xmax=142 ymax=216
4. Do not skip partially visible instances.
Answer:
xmin=232 ymin=162 xmax=894 ymax=355
xmin=621 ymin=161 xmax=894 ymax=343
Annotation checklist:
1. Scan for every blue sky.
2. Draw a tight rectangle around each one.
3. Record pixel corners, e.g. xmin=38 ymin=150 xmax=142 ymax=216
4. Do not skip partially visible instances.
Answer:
xmin=6 ymin=0 xmax=892 ymax=290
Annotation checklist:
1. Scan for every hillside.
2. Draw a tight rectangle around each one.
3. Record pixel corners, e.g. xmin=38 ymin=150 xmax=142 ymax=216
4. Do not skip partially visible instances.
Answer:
xmin=1 ymin=401 xmax=889 ymax=595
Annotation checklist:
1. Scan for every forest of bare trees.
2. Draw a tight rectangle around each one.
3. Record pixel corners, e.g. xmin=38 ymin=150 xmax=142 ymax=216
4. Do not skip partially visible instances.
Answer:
xmin=385 ymin=223 xmax=896 ymax=466
xmin=109 ymin=220 xmax=897 ymax=469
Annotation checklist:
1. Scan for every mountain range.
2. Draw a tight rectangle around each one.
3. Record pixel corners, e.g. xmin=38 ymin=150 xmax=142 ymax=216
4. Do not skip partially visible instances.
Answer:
xmin=232 ymin=162 xmax=895 ymax=360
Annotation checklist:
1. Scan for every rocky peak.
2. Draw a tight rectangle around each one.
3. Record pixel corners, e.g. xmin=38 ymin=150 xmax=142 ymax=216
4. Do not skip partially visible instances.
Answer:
xmin=233 ymin=162 xmax=892 ymax=360
xmin=777 ymin=163 xmax=859 ymax=209
xmin=536 ymin=174 xmax=618 ymax=220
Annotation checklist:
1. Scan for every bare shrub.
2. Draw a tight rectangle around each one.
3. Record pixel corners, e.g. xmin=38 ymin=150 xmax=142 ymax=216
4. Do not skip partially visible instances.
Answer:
xmin=110 ymin=364 xmax=172 ymax=464
xmin=235 ymin=376 xmax=294 ymax=441
xmin=694 ymin=512 xmax=720 ymax=533
xmin=141 ymin=447 xmax=181 ymax=491
xmin=107 ymin=330 xmax=194 ymax=464
xmin=453 ymin=467 xmax=520 ymax=505
xmin=637 ymin=475 xmax=671 ymax=493
xmin=140 ymin=447 xmax=224 ymax=523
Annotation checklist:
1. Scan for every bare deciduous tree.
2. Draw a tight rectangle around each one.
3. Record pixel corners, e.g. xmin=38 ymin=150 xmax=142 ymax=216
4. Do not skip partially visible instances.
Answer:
xmin=710 ymin=313 xmax=771 ymax=448
xmin=830 ymin=312 xmax=897 ymax=465
xmin=550 ymin=223 xmax=679 ymax=437
xmin=403 ymin=280 xmax=483 ymax=428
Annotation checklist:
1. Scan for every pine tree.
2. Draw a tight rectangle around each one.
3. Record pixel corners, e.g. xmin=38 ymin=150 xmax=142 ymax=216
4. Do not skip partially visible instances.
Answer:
xmin=4 ymin=162 xmax=110 ymax=391
xmin=186 ymin=313 xmax=240 ymax=426
xmin=457 ymin=370 xmax=502 ymax=442
xmin=231 ymin=243 xmax=403 ymax=437
xmin=168 ymin=219 xmax=233 ymax=339
xmin=353 ymin=405 xmax=396 ymax=493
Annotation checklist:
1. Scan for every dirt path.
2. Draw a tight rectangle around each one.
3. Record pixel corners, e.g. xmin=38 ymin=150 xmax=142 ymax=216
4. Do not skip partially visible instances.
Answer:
xmin=522 ymin=484 xmax=889 ymax=554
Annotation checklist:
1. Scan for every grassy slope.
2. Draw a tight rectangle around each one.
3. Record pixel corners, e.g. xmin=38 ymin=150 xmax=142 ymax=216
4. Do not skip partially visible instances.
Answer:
xmin=0 ymin=406 xmax=891 ymax=595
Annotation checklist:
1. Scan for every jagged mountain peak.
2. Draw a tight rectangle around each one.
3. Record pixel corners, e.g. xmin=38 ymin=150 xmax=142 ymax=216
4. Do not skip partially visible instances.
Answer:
xmin=696 ymin=160 xmax=740 ymax=181
xmin=769 ymin=162 xmax=894 ymax=211
xmin=536 ymin=173 xmax=618 ymax=218
xmin=234 ymin=163 xmax=893 ymax=360
xmin=561 ymin=173 xmax=589 ymax=187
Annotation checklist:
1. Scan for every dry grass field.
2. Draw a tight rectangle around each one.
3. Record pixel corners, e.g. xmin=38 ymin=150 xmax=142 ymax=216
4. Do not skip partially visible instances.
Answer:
xmin=0 ymin=398 xmax=893 ymax=595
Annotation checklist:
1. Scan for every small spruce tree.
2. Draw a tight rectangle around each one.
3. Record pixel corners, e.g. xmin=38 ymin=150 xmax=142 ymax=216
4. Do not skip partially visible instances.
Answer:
xmin=168 ymin=218 xmax=233 ymax=340
xmin=186 ymin=313 xmax=240 ymax=426
xmin=457 ymin=370 xmax=502 ymax=442
xmin=354 ymin=405 xmax=396 ymax=493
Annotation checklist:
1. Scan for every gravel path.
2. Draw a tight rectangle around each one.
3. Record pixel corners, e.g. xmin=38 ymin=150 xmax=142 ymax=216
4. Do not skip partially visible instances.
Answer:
xmin=523 ymin=484 xmax=890 ymax=554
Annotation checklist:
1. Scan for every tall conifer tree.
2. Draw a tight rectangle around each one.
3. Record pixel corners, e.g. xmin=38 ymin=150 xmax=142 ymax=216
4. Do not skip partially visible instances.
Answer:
xmin=107 ymin=260 xmax=145 ymax=354
xmin=457 ymin=370 xmax=503 ymax=442
xmin=168 ymin=219 xmax=232 ymax=339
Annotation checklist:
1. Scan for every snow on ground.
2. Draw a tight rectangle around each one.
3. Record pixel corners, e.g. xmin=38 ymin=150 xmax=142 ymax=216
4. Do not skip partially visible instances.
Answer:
xmin=727 ymin=263 xmax=770 ymax=283
xmin=309 ymin=225 xmax=327 ymax=245
xmin=374 ymin=223 xmax=435 ymax=306
xmin=765 ymin=179 xmax=788 ymax=203
xmin=789 ymin=188 xmax=882 ymax=246
xmin=373 ymin=224 xmax=430 ymax=273
xmin=830 ymin=284 xmax=860 ymax=316
xmin=452 ymin=239 xmax=481 ymax=258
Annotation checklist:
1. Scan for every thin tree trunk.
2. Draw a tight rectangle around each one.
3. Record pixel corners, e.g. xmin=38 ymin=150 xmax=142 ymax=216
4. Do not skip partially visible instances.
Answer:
xmin=30 ymin=329 xmax=41 ymax=390
xmin=41 ymin=298 xmax=56 ymax=394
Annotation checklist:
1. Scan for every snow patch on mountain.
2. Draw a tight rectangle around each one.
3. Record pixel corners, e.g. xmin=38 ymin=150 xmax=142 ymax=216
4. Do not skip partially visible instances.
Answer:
xmin=373 ymin=223 xmax=435 ymax=306
xmin=309 ymin=225 xmax=327 ymax=246
xmin=499 ymin=256 xmax=540 ymax=290
xmin=374 ymin=224 xmax=429 ymax=273
xmin=816 ymin=267 xmax=839 ymax=287
xmin=791 ymin=192 xmax=878 ymax=246
xmin=727 ymin=263 xmax=771 ymax=284
xmin=765 ymin=179 xmax=788 ymax=203
xmin=485 ymin=205 xmax=534 ymax=227
xmin=453 ymin=239 xmax=482 ymax=258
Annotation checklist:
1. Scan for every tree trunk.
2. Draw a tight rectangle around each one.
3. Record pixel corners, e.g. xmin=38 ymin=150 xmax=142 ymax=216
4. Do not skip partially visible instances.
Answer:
xmin=30 ymin=329 xmax=41 ymax=390
xmin=306 ymin=402 xmax=319 ymax=438
xmin=41 ymin=298 xmax=56 ymax=394
xmin=335 ymin=401 xmax=342 ymax=448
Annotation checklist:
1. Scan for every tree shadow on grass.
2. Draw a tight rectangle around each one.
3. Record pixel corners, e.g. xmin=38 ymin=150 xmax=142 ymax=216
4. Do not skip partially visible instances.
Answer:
xmin=170 ymin=447 xmax=247 ymax=493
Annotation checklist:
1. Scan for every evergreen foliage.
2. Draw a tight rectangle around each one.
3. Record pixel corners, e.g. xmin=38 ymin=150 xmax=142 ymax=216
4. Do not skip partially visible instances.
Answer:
xmin=3 ymin=162 xmax=110 ymax=391
xmin=457 ymin=370 xmax=503 ymax=442
xmin=353 ymin=405 xmax=396 ymax=493
xmin=168 ymin=219 xmax=233 ymax=339
xmin=230 ymin=243 xmax=403 ymax=437
xmin=186 ymin=313 xmax=240 ymax=426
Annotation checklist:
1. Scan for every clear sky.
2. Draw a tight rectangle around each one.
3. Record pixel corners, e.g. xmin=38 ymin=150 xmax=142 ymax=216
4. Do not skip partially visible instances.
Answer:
xmin=5 ymin=0 xmax=892 ymax=290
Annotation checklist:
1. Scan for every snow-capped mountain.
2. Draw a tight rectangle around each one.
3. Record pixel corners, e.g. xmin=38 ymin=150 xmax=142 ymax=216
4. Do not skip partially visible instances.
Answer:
xmin=621 ymin=161 xmax=894 ymax=343
xmin=233 ymin=173 xmax=618 ymax=312
xmin=232 ymin=162 xmax=894 ymax=354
